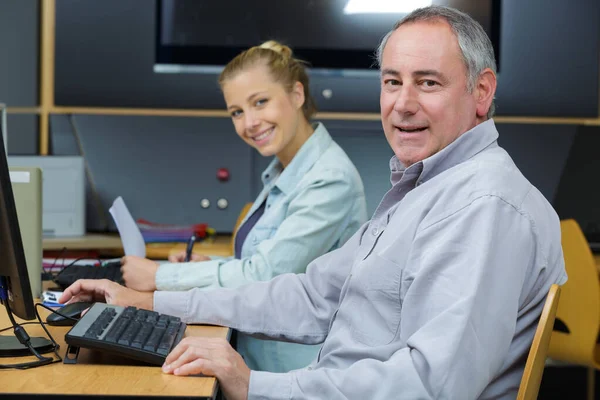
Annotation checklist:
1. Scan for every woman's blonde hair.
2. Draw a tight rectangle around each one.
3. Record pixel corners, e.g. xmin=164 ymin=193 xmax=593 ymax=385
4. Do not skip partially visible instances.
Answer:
xmin=218 ymin=41 xmax=317 ymax=120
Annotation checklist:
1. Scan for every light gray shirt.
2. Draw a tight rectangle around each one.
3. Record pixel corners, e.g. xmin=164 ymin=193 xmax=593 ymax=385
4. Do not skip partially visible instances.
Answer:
xmin=155 ymin=119 xmax=567 ymax=400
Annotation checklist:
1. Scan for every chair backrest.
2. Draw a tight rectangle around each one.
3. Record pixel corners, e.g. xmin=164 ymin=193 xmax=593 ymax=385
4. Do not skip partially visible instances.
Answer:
xmin=517 ymin=284 xmax=562 ymax=400
xmin=231 ymin=202 xmax=253 ymax=254
xmin=547 ymin=219 xmax=600 ymax=366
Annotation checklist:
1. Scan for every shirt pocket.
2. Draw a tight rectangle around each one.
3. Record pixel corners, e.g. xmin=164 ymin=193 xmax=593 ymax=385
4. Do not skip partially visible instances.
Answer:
xmin=245 ymin=226 xmax=277 ymax=248
xmin=349 ymin=254 xmax=402 ymax=346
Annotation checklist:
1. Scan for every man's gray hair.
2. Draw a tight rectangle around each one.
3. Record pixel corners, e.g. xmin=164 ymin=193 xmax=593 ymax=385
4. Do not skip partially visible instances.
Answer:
xmin=375 ymin=5 xmax=497 ymax=118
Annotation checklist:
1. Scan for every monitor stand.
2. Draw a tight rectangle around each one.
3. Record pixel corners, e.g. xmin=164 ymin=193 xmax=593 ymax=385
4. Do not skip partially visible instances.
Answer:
xmin=0 ymin=335 xmax=54 ymax=357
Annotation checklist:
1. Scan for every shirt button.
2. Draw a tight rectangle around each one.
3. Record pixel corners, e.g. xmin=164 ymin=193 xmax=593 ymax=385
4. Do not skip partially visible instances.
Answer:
xmin=372 ymin=227 xmax=378 ymax=236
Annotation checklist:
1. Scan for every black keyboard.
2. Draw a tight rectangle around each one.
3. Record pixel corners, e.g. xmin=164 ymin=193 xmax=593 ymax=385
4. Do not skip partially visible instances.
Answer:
xmin=54 ymin=261 xmax=123 ymax=289
xmin=65 ymin=303 xmax=186 ymax=365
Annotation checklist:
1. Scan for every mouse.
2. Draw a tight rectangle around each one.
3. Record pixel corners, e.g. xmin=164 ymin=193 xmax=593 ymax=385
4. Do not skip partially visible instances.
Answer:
xmin=46 ymin=302 xmax=94 ymax=326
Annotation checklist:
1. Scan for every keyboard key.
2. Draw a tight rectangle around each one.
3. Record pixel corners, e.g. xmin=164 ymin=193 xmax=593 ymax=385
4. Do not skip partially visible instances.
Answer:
xmin=143 ymin=326 xmax=166 ymax=352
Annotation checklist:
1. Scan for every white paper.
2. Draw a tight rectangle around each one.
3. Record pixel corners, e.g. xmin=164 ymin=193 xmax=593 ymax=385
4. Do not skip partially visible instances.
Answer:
xmin=109 ymin=196 xmax=146 ymax=257
xmin=9 ymin=171 xmax=30 ymax=183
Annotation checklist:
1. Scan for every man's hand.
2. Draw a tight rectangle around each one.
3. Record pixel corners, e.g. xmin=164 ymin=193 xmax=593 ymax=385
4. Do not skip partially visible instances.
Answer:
xmin=58 ymin=279 xmax=154 ymax=310
xmin=121 ymin=256 xmax=160 ymax=292
xmin=162 ymin=337 xmax=250 ymax=400
xmin=167 ymin=251 xmax=211 ymax=263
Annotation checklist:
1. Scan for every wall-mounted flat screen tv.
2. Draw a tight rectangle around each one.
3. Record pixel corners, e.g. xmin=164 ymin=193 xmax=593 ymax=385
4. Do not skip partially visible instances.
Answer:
xmin=155 ymin=0 xmax=501 ymax=74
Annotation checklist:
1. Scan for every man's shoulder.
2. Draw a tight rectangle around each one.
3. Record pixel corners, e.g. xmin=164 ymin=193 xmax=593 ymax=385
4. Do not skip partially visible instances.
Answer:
xmin=423 ymin=146 xmax=558 ymax=233
xmin=447 ymin=146 xmax=537 ymax=207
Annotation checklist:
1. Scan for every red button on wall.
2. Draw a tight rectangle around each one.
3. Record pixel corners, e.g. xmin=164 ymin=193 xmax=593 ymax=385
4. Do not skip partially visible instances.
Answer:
xmin=217 ymin=168 xmax=230 ymax=182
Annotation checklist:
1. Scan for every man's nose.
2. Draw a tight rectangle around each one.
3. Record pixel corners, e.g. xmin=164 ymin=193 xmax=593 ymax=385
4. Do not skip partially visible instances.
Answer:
xmin=393 ymin=85 xmax=419 ymax=115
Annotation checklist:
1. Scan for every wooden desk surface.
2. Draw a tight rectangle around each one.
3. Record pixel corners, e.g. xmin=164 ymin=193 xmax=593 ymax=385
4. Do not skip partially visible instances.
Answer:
xmin=146 ymin=235 xmax=232 ymax=259
xmin=43 ymin=234 xmax=233 ymax=258
xmin=43 ymin=233 xmax=124 ymax=251
xmin=0 ymin=304 xmax=229 ymax=398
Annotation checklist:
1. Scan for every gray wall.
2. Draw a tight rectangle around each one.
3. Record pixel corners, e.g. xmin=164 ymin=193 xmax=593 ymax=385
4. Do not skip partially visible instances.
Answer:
xmin=3 ymin=0 xmax=599 ymax=235
xmin=49 ymin=111 xmax=583 ymax=233
xmin=54 ymin=0 xmax=600 ymax=117
xmin=1 ymin=0 xmax=39 ymax=155
xmin=50 ymin=115 xmax=393 ymax=232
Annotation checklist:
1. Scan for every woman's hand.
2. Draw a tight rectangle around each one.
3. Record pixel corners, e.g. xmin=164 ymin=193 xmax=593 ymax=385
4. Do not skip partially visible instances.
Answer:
xmin=163 ymin=337 xmax=250 ymax=400
xmin=121 ymin=256 xmax=160 ymax=292
xmin=167 ymin=251 xmax=210 ymax=263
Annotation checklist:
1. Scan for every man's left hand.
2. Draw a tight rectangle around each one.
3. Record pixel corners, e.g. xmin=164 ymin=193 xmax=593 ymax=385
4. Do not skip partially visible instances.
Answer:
xmin=163 ymin=337 xmax=250 ymax=400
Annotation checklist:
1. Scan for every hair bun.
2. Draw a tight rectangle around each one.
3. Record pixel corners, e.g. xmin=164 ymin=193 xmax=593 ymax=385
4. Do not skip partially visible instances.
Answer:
xmin=259 ymin=40 xmax=293 ymax=60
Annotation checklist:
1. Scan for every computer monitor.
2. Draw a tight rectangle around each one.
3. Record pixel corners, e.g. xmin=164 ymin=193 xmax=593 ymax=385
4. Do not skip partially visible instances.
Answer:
xmin=1 ymin=104 xmax=6 ymax=155
xmin=0 ymin=121 xmax=35 ymax=320
xmin=0 ymin=114 xmax=54 ymax=358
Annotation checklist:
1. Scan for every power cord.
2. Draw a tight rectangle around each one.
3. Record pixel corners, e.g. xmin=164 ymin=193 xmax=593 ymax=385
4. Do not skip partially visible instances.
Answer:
xmin=0 ymin=303 xmax=63 ymax=369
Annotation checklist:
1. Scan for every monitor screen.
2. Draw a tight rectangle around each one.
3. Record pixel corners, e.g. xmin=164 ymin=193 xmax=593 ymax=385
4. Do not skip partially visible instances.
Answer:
xmin=0 ymin=114 xmax=36 ymax=320
xmin=155 ymin=0 xmax=501 ymax=73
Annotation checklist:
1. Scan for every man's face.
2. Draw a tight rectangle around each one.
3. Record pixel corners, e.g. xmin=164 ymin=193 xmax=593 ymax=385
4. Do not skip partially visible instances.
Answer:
xmin=380 ymin=20 xmax=484 ymax=167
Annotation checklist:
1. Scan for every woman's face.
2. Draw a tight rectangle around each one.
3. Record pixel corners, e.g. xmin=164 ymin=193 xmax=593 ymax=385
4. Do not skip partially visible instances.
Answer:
xmin=222 ymin=65 xmax=307 ymax=166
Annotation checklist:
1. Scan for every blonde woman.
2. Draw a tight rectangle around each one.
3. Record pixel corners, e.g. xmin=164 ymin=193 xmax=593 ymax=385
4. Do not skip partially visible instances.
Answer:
xmin=120 ymin=41 xmax=368 ymax=373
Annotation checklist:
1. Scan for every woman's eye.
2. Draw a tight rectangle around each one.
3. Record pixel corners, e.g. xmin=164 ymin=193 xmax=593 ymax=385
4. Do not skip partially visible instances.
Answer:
xmin=231 ymin=110 xmax=242 ymax=118
xmin=256 ymin=98 xmax=268 ymax=106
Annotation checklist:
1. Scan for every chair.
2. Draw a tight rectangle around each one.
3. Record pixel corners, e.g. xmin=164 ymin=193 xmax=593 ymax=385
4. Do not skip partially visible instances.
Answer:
xmin=517 ymin=284 xmax=561 ymax=400
xmin=547 ymin=219 xmax=600 ymax=400
xmin=231 ymin=202 xmax=253 ymax=255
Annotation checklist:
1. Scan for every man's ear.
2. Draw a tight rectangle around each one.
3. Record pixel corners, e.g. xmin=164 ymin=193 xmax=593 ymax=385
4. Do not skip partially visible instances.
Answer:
xmin=475 ymin=68 xmax=497 ymax=119
xmin=291 ymin=81 xmax=306 ymax=110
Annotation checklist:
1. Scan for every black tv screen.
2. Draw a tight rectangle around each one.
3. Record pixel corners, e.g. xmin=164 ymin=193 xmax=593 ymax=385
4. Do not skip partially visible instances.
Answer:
xmin=156 ymin=0 xmax=501 ymax=73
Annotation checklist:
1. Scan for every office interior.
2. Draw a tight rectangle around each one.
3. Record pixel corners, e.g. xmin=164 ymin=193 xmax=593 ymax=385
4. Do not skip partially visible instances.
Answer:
xmin=1 ymin=0 xmax=600 ymax=398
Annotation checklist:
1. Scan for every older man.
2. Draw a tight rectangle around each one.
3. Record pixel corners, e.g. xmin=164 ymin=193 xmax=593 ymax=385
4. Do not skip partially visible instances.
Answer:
xmin=61 ymin=5 xmax=566 ymax=400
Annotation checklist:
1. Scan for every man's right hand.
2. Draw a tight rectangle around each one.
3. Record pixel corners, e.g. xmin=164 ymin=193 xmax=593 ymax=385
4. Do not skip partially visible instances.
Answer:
xmin=167 ymin=251 xmax=210 ymax=263
xmin=58 ymin=279 xmax=154 ymax=310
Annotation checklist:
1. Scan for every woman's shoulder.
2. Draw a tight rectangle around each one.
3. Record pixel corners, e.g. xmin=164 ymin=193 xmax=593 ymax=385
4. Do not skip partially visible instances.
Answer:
xmin=299 ymin=144 xmax=364 ymax=192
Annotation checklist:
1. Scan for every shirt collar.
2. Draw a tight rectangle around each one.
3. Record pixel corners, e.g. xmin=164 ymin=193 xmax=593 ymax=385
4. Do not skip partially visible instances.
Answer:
xmin=261 ymin=122 xmax=332 ymax=194
xmin=389 ymin=119 xmax=500 ymax=186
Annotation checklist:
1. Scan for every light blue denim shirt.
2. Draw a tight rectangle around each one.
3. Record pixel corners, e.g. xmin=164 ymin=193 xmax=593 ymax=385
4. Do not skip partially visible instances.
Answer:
xmin=155 ymin=122 xmax=368 ymax=372
xmin=155 ymin=120 xmax=567 ymax=399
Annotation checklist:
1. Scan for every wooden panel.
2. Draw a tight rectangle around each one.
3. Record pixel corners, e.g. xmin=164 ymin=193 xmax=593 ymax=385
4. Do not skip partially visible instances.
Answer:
xmin=48 ymin=106 xmax=600 ymax=125
xmin=40 ymin=0 xmax=56 ymax=155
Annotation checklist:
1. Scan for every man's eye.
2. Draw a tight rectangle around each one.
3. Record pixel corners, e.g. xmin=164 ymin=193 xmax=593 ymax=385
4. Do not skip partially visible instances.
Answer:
xmin=384 ymin=79 xmax=400 ymax=86
xmin=423 ymin=80 xmax=439 ymax=87
xmin=231 ymin=110 xmax=242 ymax=118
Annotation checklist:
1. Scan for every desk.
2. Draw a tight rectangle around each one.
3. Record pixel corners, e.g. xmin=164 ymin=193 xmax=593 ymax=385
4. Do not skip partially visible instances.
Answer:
xmin=0 ymin=304 xmax=230 ymax=398
xmin=146 ymin=236 xmax=232 ymax=259
xmin=43 ymin=234 xmax=233 ymax=259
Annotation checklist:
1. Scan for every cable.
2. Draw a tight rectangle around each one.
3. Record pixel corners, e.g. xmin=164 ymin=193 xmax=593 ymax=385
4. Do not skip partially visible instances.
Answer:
xmin=0 ymin=321 xmax=38 ymax=334
xmin=45 ymin=246 xmax=68 ymax=275
xmin=0 ymin=303 xmax=62 ymax=369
